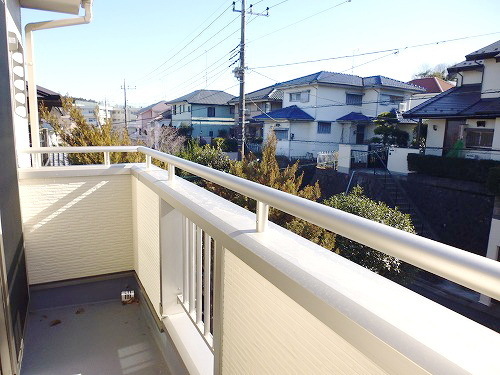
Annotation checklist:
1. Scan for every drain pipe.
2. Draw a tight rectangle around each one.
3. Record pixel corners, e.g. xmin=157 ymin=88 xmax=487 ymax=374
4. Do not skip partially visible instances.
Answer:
xmin=25 ymin=0 xmax=93 ymax=167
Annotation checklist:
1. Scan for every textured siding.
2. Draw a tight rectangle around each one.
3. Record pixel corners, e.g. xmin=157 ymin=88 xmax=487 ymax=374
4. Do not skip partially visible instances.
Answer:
xmin=133 ymin=179 xmax=161 ymax=317
xmin=221 ymin=250 xmax=387 ymax=375
xmin=19 ymin=175 xmax=134 ymax=284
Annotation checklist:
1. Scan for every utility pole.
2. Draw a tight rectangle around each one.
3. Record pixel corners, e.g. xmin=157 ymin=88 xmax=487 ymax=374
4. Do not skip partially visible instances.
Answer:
xmin=233 ymin=1 xmax=269 ymax=160
xmin=121 ymin=79 xmax=136 ymax=129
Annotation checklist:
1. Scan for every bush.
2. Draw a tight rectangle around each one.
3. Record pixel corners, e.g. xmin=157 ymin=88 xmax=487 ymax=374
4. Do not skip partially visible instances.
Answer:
xmin=407 ymin=153 xmax=500 ymax=183
xmin=487 ymin=167 xmax=500 ymax=195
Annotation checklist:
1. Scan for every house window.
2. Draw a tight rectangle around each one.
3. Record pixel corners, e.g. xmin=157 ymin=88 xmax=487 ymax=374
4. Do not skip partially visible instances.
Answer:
xmin=390 ymin=95 xmax=404 ymax=104
xmin=317 ymin=122 xmax=331 ymax=134
xmin=465 ymin=129 xmax=493 ymax=148
xmin=289 ymin=91 xmax=310 ymax=103
xmin=230 ymin=106 xmax=235 ymax=115
xmin=265 ymin=102 xmax=271 ymax=113
xmin=209 ymin=130 xmax=214 ymax=137
xmin=188 ymin=105 xmax=191 ymax=112
xmin=274 ymin=129 xmax=288 ymax=140
xmin=346 ymin=93 xmax=363 ymax=106
xmin=207 ymin=107 xmax=215 ymax=117
xmin=173 ymin=105 xmax=177 ymax=115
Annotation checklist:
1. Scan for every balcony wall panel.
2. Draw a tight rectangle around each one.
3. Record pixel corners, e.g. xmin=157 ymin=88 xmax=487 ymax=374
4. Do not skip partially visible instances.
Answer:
xmin=133 ymin=178 xmax=161 ymax=317
xmin=221 ymin=249 xmax=387 ymax=375
xmin=19 ymin=174 xmax=134 ymax=284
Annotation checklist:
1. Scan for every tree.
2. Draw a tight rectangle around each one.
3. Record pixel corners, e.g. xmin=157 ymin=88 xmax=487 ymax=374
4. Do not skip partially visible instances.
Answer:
xmin=146 ymin=125 xmax=185 ymax=154
xmin=177 ymin=140 xmax=231 ymax=173
xmin=413 ymin=63 xmax=454 ymax=81
xmin=323 ymin=186 xmax=417 ymax=284
xmin=373 ymin=111 xmax=409 ymax=147
xmin=40 ymin=97 xmax=142 ymax=165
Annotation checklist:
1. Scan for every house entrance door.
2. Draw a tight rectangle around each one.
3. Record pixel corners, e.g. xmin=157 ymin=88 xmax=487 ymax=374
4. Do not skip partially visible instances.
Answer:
xmin=444 ymin=120 xmax=463 ymax=149
xmin=356 ymin=124 xmax=365 ymax=144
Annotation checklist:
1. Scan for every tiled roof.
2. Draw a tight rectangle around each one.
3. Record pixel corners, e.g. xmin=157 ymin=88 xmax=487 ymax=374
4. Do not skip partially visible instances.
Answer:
xmin=166 ymin=90 xmax=234 ymax=105
xmin=253 ymin=105 xmax=314 ymax=121
xmin=277 ymin=71 xmax=424 ymax=92
xmin=336 ymin=112 xmax=372 ymax=122
xmin=229 ymin=85 xmax=283 ymax=103
xmin=407 ymin=77 xmax=455 ymax=93
xmin=403 ymin=84 xmax=500 ymax=118
xmin=465 ymin=40 xmax=500 ymax=60
xmin=447 ymin=60 xmax=484 ymax=73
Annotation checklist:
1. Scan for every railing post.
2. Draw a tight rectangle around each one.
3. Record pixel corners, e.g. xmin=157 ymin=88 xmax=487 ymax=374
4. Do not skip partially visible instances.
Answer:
xmin=103 ymin=152 xmax=110 ymax=166
xmin=33 ymin=153 xmax=41 ymax=168
xmin=256 ymin=201 xmax=269 ymax=233
xmin=168 ymin=163 xmax=175 ymax=181
xmin=146 ymin=155 xmax=152 ymax=170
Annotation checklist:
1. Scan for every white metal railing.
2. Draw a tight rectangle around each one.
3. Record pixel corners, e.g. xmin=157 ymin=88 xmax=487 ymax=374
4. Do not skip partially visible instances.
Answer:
xmin=21 ymin=146 xmax=500 ymax=302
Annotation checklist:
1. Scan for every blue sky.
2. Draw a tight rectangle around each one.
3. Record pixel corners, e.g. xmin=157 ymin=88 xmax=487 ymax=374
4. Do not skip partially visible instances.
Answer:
xmin=21 ymin=0 xmax=500 ymax=107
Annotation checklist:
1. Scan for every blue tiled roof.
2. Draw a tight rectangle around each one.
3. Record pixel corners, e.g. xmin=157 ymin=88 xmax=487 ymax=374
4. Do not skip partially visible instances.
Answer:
xmin=336 ymin=112 xmax=372 ymax=122
xmin=253 ymin=105 xmax=314 ymax=121
xmin=403 ymin=84 xmax=500 ymax=118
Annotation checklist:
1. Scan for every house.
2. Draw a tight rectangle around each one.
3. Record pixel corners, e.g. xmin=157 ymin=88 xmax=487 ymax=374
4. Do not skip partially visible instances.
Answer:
xmin=228 ymin=84 xmax=283 ymax=141
xmin=134 ymin=100 xmax=169 ymax=139
xmin=166 ymin=89 xmax=234 ymax=140
xmin=405 ymin=76 xmax=455 ymax=111
xmin=404 ymin=40 xmax=500 ymax=160
xmin=110 ymin=105 xmax=140 ymax=131
xmin=255 ymin=71 xmax=425 ymax=158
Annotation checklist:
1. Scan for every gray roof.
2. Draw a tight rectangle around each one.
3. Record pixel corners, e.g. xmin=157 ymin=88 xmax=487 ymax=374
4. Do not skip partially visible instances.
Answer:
xmin=465 ymin=39 xmax=500 ymax=60
xmin=166 ymin=90 xmax=234 ymax=105
xmin=277 ymin=71 xmax=424 ymax=92
xmin=229 ymin=84 xmax=283 ymax=103
xmin=137 ymin=101 xmax=167 ymax=114
xmin=447 ymin=60 xmax=484 ymax=73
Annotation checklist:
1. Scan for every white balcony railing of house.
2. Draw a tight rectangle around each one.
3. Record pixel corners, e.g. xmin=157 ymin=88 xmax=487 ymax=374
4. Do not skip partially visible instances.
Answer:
xmin=18 ymin=146 xmax=500 ymax=375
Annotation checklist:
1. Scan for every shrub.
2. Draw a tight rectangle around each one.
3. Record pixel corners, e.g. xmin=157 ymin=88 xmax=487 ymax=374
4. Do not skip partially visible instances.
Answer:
xmin=487 ymin=167 xmax=500 ymax=196
xmin=407 ymin=153 xmax=500 ymax=183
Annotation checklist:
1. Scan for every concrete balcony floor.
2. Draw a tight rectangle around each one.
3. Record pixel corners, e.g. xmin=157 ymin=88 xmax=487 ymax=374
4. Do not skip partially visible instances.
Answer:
xmin=20 ymin=275 xmax=170 ymax=375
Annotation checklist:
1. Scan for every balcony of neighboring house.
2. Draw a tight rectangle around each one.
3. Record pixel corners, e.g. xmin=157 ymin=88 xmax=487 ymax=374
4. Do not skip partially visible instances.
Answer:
xmin=12 ymin=146 xmax=500 ymax=375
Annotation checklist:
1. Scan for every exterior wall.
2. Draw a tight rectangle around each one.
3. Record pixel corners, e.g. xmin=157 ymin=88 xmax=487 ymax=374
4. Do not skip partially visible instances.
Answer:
xmin=460 ymin=70 xmax=483 ymax=85
xmin=133 ymin=179 xmax=161 ymax=317
xmin=75 ymin=100 xmax=99 ymax=126
xmin=482 ymin=59 xmax=500 ymax=99
xmin=387 ymin=147 xmax=420 ymax=174
xmin=19 ymin=174 xmax=134 ymax=284
xmin=425 ymin=118 xmax=447 ymax=149
xmin=221 ymin=249 xmax=387 ymax=375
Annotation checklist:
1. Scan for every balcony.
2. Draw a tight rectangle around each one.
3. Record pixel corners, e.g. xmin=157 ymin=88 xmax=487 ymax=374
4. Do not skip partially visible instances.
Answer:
xmin=15 ymin=146 xmax=500 ymax=374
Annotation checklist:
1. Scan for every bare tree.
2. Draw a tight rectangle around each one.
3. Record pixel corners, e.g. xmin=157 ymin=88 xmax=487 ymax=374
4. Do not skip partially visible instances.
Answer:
xmin=146 ymin=125 xmax=185 ymax=155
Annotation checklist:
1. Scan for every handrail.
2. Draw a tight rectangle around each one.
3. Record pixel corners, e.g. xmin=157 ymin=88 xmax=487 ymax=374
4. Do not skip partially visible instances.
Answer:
xmin=21 ymin=146 xmax=500 ymax=300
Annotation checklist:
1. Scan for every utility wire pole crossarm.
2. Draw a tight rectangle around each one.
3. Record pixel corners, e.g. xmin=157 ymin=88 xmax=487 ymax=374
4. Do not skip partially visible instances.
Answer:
xmin=232 ymin=1 xmax=269 ymax=161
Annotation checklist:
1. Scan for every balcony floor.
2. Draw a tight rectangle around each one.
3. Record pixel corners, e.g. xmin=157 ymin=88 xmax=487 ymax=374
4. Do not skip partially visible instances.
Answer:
xmin=21 ymin=300 xmax=170 ymax=375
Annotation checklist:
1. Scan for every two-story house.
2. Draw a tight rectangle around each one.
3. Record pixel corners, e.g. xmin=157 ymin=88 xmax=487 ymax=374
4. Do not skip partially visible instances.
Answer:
xmin=228 ymin=84 xmax=283 ymax=141
xmin=254 ymin=71 xmax=424 ymax=158
xmin=134 ymin=100 xmax=169 ymax=140
xmin=166 ymin=89 xmax=234 ymax=140
xmin=404 ymin=40 xmax=500 ymax=160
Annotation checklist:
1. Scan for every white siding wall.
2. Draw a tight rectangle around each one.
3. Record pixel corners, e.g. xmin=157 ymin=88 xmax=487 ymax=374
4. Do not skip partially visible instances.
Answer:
xmin=425 ymin=119 xmax=447 ymax=149
xmin=19 ymin=175 xmax=134 ymax=284
xmin=221 ymin=249 xmax=387 ymax=375
xmin=133 ymin=178 xmax=161 ymax=317
xmin=481 ymin=59 xmax=500 ymax=99
xmin=460 ymin=70 xmax=483 ymax=85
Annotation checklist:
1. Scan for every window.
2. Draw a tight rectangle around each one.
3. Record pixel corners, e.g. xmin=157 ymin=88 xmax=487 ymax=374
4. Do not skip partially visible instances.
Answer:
xmin=346 ymin=93 xmax=363 ymax=106
xmin=274 ymin=129 xmax=288 ymax=140
xmin=207 ymin=107 xmax=215 ymax=117
xmin=209 ymin=130 xmax=214 ymax=137
xmin=390 ymin=95 xmax=404 ymax=104
xmin=265 ymin=102 xmax=271 ymax=113
xmin=465 ymin=129 xmax=493 ymax=148
xmin=173 ymin=105 xmax=177 ymax=115
xmin=188 ymin=105 xmax=191 ymax=112
xmin=289 ymin=90 xmax=310 ymax=103
xmin=230 ymin=106 xmax=235 ymax=115
xmin=317 ymin=122 xmax=331 ymax=134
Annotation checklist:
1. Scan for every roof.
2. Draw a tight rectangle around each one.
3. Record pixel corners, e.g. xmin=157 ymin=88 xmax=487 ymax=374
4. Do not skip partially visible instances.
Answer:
xmin=137 ymin=101 xmax=167 ymax=114
xmin=229 ymin=84 xmax=283 ymax=103
xmin=336 ymin=112 xmax=372 ymax=122
xmin=166 ymin=90 xmax=234 ymax=105
xmin=403 ymin=83 xmax=500 ymax=119
xmin=447 ymin=60 xmax=484 ymax=74
xmin=253 ymin=105 xmax=314 ymax=121
xmin=277 ymin=71 xmax=424 ymax=92
xmin=407 ymin=77 xmax=455 ymax=93
xmin=465 ymin=40 xmax=500 ymax=60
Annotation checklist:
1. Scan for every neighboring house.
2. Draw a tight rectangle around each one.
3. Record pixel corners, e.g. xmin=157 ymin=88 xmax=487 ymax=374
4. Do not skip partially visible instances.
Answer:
xmin=133 ymin=100 xmax=169 ymax=140
xmin=74 ymin=99 xmax=100 ymax=126
xmin=404 ymin=40 xmax=500 ymax=160
xmin=228 ymin=84 xmax=283 ymax=140
xmin=166 ymin=89 xmax=234 ymax=139
xmin=255 ymin=71 xmax=424 ymax=158
xmin=405 ymin=77 xmax=455 ymax=110
xmin=110 ymin=105 xmax=140 ymax=132
xmin=147 ymin=109 xmax=172 ymax=149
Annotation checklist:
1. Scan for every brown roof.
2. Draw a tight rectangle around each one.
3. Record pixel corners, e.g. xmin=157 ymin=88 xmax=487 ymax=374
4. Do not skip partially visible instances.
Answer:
xmin=407 ymin=77 xmax=455 ymax=94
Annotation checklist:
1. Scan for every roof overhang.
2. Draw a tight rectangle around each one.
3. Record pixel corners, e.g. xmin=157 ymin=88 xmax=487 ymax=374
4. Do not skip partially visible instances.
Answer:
xmin=20 ymin=0 xmax=82 ymax=15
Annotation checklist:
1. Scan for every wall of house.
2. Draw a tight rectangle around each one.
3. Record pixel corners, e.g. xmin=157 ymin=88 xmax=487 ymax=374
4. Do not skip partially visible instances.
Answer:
xmin=191 ymin=103 xmax=232 ymax=119
xmin=425 ymin=118 xmax=447 ymax=149
xmin=460 ymin=70 xmax=483 ymax=85
xmin=19 ymin=173 xmax=134 ymax=284
xmin=481 ymin=59 xmax=500 ymax=99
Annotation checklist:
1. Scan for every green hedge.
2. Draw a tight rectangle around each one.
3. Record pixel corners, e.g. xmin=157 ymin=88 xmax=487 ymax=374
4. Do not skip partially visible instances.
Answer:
xmin=407 ymin=153 xmax=500 ymax=183
xmin=487 ymin=167 xmax=500 ymax=195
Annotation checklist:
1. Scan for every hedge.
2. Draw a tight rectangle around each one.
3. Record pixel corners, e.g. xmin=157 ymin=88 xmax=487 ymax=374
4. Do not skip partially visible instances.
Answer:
xmin=407 ymin=153 xmax=500 ymax=183
xmin=487 ymin=167 xmax=500 ymax=195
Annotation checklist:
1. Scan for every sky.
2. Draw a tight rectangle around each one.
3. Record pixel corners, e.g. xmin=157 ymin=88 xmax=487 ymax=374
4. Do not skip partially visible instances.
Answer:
xmin=21 ymin=0 xmax=500 ymax=108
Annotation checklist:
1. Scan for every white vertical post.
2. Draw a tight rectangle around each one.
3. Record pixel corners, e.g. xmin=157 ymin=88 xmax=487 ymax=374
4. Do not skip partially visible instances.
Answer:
xmin=256 ymin=201 xmax=269 ymax=232
xmin=212 ymin=241 xmax=225 ymax=374
xmin=146 ymin=155 xmax=152 ymax=170
xmin=103 ymin=152 xmax=110 ymax=165
xmin=168 ymin=163 xmax=175 ymax=181
xmin=183 ymin=217 xmax=189 ymax=305
xmin=196 ymin=227 xmax=203 ymax=324
xmin=203 ymin=233 xmax=212 ymax=336
xmin=189 ymin=222 xmax=196 ymax=314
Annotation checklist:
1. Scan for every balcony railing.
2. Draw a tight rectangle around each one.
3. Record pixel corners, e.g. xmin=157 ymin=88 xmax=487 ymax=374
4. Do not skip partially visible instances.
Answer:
xmin=19 ymin=146 xmax=500 ymax=374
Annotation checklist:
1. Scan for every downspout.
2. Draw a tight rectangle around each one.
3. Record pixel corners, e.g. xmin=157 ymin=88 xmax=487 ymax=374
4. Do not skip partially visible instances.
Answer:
xmin=25 ymin=0 xmax=93 ymax=167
